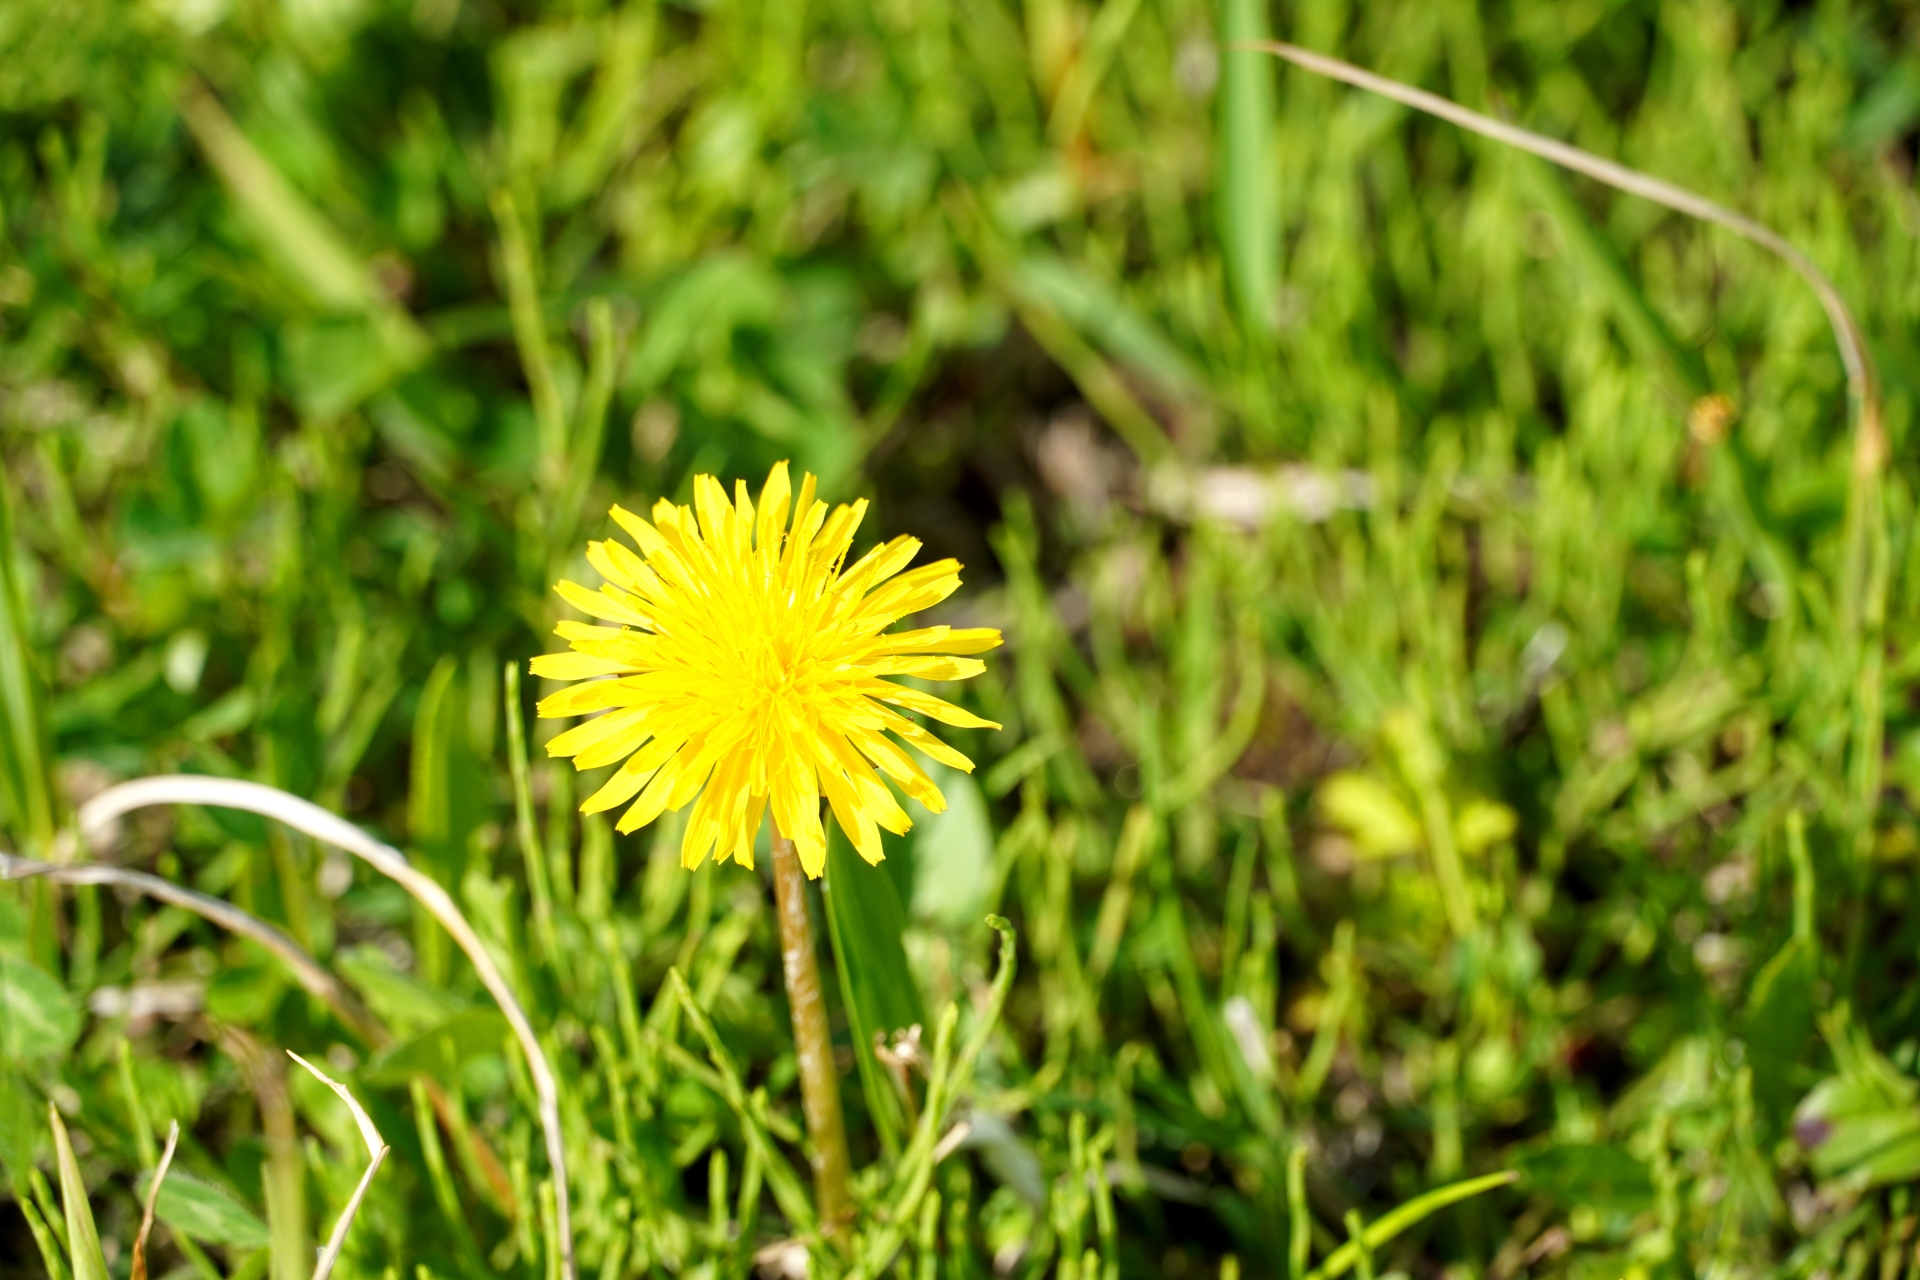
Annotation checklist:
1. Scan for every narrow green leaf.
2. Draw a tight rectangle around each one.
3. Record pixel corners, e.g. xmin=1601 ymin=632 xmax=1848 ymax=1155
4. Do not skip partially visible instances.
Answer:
xmin=822 ymin=827 xmax=927 ymax=1158
xmin=0 ymin=1062 xmax=36 ymax=1196
xmin=1306 ymin=1171 xmax=1517 ymax=1280
xmin=176 ymin=79 xmax=423 ymax=330
xmin=49 ymin=1105 xmax=109 ymax=1280
xmin=1217 ymin=0 xmax=1277 ymax=331
xmin=1009 ymin=255 xmax=1205 ymax=406
xmin=0 ymin=475 xmax=52 ymax=848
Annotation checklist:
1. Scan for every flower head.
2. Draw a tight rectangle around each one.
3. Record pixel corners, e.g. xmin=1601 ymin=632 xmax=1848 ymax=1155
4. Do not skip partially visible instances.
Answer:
xmin=532 ymin=462 xmax=1002 ymax=878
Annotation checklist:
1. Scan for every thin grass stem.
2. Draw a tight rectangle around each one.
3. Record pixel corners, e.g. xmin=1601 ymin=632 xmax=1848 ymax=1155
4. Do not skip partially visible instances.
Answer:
xmin=75 ymin=775 xmax=578 ymax=1280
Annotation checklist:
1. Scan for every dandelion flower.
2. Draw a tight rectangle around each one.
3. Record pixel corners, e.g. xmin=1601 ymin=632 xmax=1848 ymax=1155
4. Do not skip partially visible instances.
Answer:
xmin=532 ymin=462 xmax=1002 ymax=878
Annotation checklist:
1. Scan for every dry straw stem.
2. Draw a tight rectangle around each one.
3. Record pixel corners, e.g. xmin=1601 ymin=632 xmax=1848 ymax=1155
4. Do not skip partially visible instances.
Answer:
xmin=77 ymin=775 xmax=579 ymax=1280
xmin=1240 ymin=39 xmax=1892 ymax=910
xmin=1234 ymin=41 xmax=1883 ymax=480
xmin=4 ymin=847 xmax=519 ymax=1215
xmin=130 ymin=1121 xmax=180 ymax=1280
xmin=0 ymin=851 xmax=384 ymax=1045
xmin=288 ymin=1050 xmax=390 ymax=1280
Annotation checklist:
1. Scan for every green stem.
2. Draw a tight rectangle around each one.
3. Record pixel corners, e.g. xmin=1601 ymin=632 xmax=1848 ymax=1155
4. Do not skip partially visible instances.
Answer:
xmin=771 ymin=827 xmax=854 ymax=1236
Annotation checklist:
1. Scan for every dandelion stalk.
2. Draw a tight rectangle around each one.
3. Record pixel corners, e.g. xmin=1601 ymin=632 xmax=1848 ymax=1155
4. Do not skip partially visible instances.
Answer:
xmin=771 ymin=825 xmax=854 ymax=1233
xmin=533 ymin=462 xmax=1002 ymax=1231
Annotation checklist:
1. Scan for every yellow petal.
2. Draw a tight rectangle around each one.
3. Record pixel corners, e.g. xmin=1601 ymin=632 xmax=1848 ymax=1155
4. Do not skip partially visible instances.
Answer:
xmin=728 ymin=793 xmax=767 ymax=869
xmin=546 ymin=706 xmax=650 ymax=761
xmin=771 ymin=766 xmax=825 ymax=878
xmin=531 ymin=652 xmax=636 ymax=681
xmin=556 ymin=579 xmax=653 ymax=628
xmin=617 ymin=760 xmax=683 ymax=834
xmin=866 ymin=683 xmax=1000 ymax=730
xmin=609 ymin=504 xmax=670 ymax=557
xmin=733 ymin=479 xmax=756 ymax=551
xmin=855 ymin=561 xmax=962 ymax=625
xmin=846 ymin=724 xmax=942 ymax=808
xmin=810 ymin=727 xmax=912 ymax=834
xmin=864 ymin=655 xmax=987 ymax=681
xmin=581 ymin=753 xmax=659 ymax=814
xmin=870 ymin=626 xmax=1003 ymax=656
xmin=692 ymin=474 xmax=733 ymax=549
xmin=821 ymin=767 xmax=885 ymax=866
xmin=756 ymin=461 xmax=791 ymax=551
xmin=811 ymin=499 xmax=869 ymax=576
xmin=681 ymin=785 xmax=722 ymax=869
xmin=885 ymin=717 xmax=977 ymax=773
xmin=537 ymin=679 xmax=646 ymax=718
xmin=588 ymin=539 xmax=657 ymax=597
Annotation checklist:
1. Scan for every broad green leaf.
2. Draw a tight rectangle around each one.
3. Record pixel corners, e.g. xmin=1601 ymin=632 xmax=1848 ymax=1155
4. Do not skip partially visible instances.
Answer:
xmin=205 ymin=961 xmax=287 ymax=1025
xmin=362 ymin=1008 xmax=510 ymax=1084
xmin=50 ymin=1105 xmax=109 ymax=1280
xmin=0 ymin=954 xmax=80 ymax=1058
xmin=337 ymin=945 xmax=466 ymax=1034
xmin=1793 ymin=1021 xmax=1920 ymax=1188
xmin=1453 ymin=799 xmax=1518 ymax=856
xmin=822 ymin=826 xmax=926 ymax=1158
xmin=908 ymin=764 xmax=994 ymax=932
xmin=1516 ymin=1143 xmax=1655 ymax=1214
xmin=148 ymin=1172 xmax=272 ymax=1248
xmin=1317 ymin=772 xmax=1422 ymax=859
xmin=1744 ymin=938 xmax=1818 ymax=1123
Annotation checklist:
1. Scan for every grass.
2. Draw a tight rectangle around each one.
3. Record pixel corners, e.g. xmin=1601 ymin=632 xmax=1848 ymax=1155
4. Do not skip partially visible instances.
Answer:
xmin=5 ymin=0 xmax=1920 ymax=1277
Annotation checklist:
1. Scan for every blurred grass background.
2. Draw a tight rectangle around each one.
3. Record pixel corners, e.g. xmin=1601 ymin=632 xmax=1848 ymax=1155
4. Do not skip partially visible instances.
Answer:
xmin=5 ymin=0 xmax=1920 ymax=1276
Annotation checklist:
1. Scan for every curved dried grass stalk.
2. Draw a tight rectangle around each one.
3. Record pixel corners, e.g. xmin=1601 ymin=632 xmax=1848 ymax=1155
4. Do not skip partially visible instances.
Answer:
xmin=289 ymin=1051 xmax=390 ymax=1280
xmin=1240 ymin=38 xmax=1892 ymax=905
xmin=0 ymin=851 xmax=384 ymax=1045
xmin=130 ymin=1121 xmax=180 ymax=1280
xmin=77 ymin=775 xmax=577 ymax=1280
xmin=1236 ymin=40 xmax=1883 ymax=475
xmin=11 ymin=839 xmax=525 ymax=1253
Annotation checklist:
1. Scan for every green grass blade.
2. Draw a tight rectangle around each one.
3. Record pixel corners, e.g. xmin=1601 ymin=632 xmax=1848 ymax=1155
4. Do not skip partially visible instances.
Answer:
xmin=1216 ymin=0 xmax=1277 ymax=332
xmin=48 ymin=1105 xmax=108 ymax=1280
xmin=1306 ymin=1172 xmax=1517 ymax=1280
xmin=0 ymin=474 xmax=52 ymax=849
